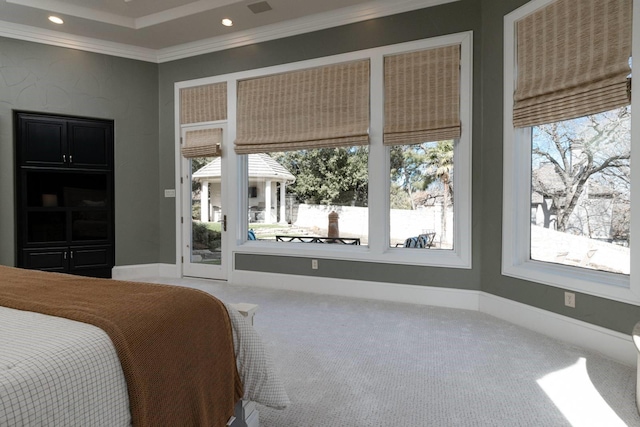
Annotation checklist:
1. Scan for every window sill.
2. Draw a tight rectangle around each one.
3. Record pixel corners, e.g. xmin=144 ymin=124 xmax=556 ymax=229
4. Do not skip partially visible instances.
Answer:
xmin=502 ymin=259 xmax=640 ymax=305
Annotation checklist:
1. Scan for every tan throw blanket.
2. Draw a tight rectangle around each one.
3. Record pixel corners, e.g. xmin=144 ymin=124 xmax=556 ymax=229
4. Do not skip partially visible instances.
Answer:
xmin=0 ymin=266 xmax=243 ymax=427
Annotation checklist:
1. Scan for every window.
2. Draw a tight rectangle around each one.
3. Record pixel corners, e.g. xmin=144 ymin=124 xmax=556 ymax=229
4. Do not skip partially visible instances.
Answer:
xmin=176 ymin=31 xmax=473 ymax=268
xmin=235 ymin=60 xmax=371 ymax=245
xmin=389 ymin=140 xmax=455 ymax=250
xmin=247 ymin=147 xmax=369 ymax=244
xmin=503 ymin=0 xmax=637 ymax=301
xmin=530 ymin=108 xmax=630 ymax=275
xmin=384 ymin=44 xmax=461 ymax=251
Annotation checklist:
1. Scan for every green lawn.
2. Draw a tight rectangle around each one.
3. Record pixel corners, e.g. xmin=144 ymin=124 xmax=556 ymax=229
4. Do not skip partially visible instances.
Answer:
xmin=202 ymin=222 xmax=283 ymax=232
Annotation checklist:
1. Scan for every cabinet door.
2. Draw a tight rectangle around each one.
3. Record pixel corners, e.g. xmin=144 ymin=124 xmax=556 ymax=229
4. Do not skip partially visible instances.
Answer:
xmin=18 ymin=115 xmax=68 ymax=167
xmin=22 ymin=247 xmax=69 ymax=273
xmin=70 ymin=245 xmax=113 ymax=275
xmin=68 ymin=120 xmax=113 ymax=169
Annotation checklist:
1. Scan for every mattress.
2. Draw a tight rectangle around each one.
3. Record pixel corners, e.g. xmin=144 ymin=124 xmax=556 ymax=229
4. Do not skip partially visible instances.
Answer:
xmin=0 ymin=302 xmax=289 ymax=426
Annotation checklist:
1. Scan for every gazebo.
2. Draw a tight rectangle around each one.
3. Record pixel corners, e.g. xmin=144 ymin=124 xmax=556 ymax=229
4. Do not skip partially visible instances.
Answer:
xmin=193 ymin=153 xmax=295 ymax=224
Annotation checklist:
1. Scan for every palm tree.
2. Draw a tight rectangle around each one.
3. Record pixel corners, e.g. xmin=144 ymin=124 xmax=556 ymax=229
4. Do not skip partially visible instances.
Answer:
xmin=426 ymin=141 xmax=454 ymax=243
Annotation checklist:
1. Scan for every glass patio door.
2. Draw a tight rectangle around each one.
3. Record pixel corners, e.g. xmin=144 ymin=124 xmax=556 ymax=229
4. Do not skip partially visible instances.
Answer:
xmin=181 ymin=124 xmax=227 ymax=280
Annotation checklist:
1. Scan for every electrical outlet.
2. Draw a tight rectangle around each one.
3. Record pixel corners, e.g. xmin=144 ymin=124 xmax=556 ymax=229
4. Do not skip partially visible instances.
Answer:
xmin=564 ymin=292 xmax=575 ymax=308
xmin=311 ymin=259 xmax=318 ymax=269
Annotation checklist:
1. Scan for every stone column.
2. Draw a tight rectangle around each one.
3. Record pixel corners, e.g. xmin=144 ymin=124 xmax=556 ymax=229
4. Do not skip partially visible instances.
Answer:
xmin=279 ymin=182 xmax=287 ymax=224
xmin=265 ymin=180 xmax=272 ymax=223
xmin=200 ymin=181 xmax=209 ymax=222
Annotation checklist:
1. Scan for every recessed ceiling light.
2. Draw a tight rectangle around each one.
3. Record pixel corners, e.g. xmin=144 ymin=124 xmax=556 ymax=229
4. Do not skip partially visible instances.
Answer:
xmin=222 ymin=18 xmax=233 ymax=27
xmin=48 ymin=16 xmax=64 ymax=24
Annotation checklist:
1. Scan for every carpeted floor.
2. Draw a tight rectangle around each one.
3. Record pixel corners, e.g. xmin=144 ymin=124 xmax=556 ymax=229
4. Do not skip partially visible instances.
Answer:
xmin=148 ymin=276 xmax=639 ymax=427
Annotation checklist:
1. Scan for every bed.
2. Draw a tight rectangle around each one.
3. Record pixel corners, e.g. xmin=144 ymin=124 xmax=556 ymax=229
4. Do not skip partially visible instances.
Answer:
xmin=0 ymin=266 xmax=289 ymax=426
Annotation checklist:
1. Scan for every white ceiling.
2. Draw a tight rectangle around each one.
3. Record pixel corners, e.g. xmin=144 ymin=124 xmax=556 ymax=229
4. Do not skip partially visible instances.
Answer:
xmin=0 ymin=0 xmax=457 ymax=63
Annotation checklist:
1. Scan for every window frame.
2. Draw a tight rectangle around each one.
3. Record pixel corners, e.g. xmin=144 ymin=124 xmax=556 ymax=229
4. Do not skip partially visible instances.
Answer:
xmin=176 ymin=31 xmax=473 ymax=270
xmin=502 ymin=0 xmax=640 ymax=303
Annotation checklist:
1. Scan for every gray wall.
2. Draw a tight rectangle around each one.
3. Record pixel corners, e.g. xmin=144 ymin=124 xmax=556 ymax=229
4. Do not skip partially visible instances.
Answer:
xmin=158 ymin=0 xmax=640 ymax=334
xmin=158 ymin=0 xmax=484 ymax=292
xmin=479 ymin=0 xmax=640 ymax=334
xmin=0 ymin=37 xmax=160 ymax=266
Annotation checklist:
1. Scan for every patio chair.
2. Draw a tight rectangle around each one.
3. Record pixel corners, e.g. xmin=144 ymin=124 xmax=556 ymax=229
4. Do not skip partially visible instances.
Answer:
xmin=400 ymin=233 xmax=435 ymax=248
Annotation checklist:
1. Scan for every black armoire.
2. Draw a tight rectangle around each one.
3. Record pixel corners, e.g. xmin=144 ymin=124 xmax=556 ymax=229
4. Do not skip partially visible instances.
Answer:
xmin=15 ymin=111 xmax=115 ymax=278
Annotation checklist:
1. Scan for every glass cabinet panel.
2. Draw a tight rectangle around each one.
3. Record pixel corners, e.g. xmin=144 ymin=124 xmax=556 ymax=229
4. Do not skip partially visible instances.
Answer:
xmin=27 ymin=212 xmax=66 ymax=243
xmin=72 ymin=211 xmax=108 ymax=241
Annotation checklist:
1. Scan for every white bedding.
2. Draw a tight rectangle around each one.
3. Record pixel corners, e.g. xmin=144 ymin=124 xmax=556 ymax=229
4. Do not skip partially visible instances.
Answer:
xmin=0 ymin=303 xmax=289 ymax=426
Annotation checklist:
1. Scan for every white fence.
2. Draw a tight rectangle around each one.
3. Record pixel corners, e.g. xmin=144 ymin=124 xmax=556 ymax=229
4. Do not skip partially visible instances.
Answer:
xmin=293 ymin=203 xmax=453 ymax=246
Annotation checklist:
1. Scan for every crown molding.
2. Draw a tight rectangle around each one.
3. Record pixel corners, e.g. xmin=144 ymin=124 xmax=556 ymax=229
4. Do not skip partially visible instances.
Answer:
xmin=7 ymin=0 xmax=245 ymax=30
xmin=0 ymin=20 xmax=158 ymax=62
xmin=0 ymin=0 xmax=458 ymax=64
xmin=136 ymin=0 xmax=243 ymax=29
xmin=156 ymin=0 xmax=458 ymax=63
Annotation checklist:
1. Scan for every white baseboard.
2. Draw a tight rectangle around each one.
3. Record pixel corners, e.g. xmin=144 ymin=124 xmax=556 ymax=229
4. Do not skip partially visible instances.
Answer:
xmin=109 ymin=264 xmax=636 ymax=367
xmin=112 ymin=263 xmax=179 ymax=280
xmin=231 ymin=270 xmax=481 ymax=311
xmin=234 ymin=271 xmax=635 ymax=366
xmin=479 ymin=293 xmax=636 ymax=367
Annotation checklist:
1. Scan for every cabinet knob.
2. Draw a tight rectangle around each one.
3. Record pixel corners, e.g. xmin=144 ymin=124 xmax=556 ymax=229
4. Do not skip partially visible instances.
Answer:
xmin=63 ymin=154 xmax=66 ymax=163
xmin=69 ymin=155 xmax=73 ymax=163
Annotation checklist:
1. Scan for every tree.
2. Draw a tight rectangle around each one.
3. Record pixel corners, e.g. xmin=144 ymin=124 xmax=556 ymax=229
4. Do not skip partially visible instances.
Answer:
xmin=390 ymin=141 xmax=454 ymax=211
xmin=190 ymin=157 xmax=209 ymax=192
xmin=271 ymin=147 xmax=369 ymax=206
xmin=425 ymin=140 xmax=454 ymax=239
xmin=532 ymin=107 xmax=630 ymax=236
xmin=390 ymin=145 xmax=432 ymax=209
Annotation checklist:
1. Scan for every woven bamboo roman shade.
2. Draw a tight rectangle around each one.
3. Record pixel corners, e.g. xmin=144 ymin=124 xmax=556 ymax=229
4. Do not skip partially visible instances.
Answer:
xmin=181 ymin=128 xmax=222 ymax=158
xmin=513 ymin=0 xmax=632 ymax=128
xmin=235 ymin=60 xmax=370 ymax=154
xmin=180 ymin=82 xmax=227 ymax=125
xmin=383 ymin=44 xmax=461 ymax=146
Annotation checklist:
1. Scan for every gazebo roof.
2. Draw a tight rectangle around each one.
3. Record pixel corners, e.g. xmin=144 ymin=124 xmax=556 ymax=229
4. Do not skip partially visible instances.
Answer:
xmin=193 ymin=153 xmax=295 ymax=182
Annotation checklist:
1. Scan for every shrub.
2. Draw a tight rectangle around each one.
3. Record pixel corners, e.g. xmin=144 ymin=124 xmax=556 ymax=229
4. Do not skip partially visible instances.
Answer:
xmin=192 ymin=221 xmax=221 ymax=250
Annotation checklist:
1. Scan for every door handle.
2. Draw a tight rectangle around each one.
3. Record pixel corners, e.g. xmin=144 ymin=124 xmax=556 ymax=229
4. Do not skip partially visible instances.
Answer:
xmin=223 ymin=215 xmax=227 ymax=232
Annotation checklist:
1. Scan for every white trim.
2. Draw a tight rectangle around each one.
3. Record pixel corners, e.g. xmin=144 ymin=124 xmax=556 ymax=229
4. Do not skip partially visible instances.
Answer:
xmin=502 ymin=0 xmax=640 ymax=305
xmin=232 ymin=270 xmax=481 ymax=311
xmin=158 ymin=263 xmax=180 ymax=278
xmin=111 ymin=263 xmax=179 ymax=280
xmin=0 ymin=0 xmax=458 ymax=63
xmin=237 ymin=270 xmax=636 ymax=367
xmin=112 ymin=263 xmax=636 ymax=367
xmin=136 ymin=1 xmax=243 ymax=30
xmin=7 ymin=0 xmax=245 ymax=30
xmin=180 ymin=122 xmax=229 ymax=281
xmin=156 ymin=0 xmax=459 ymax=63
xmin=174 ymin=85 xmax=183 ymax=275
xmin=8 ymin=0 xmax=137 ymax=28
xmin=631 ymin=0 xmax=640 ymax=306
xmin=479 ymin=293 xmax=636 ymax=367
xmin=0 ymin=19 xmax=158 ymax=62
xmin=368 ymin=53 xmax=387 ymax=253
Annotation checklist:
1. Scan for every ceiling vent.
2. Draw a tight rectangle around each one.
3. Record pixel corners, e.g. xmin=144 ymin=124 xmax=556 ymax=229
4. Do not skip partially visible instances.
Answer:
xmin=247 ymin=1 xmax=272 ymax=14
